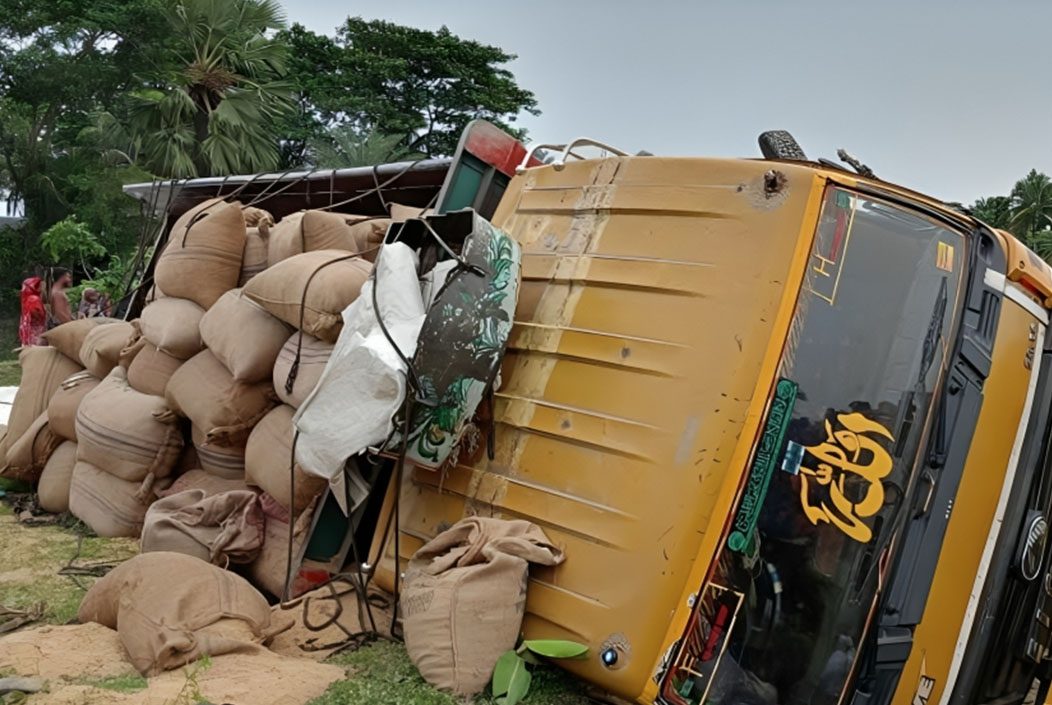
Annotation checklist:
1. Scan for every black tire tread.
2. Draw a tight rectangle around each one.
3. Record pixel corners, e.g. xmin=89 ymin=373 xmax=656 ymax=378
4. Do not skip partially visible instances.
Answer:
xmin=758 ymin=130 xmax=808 ymax=161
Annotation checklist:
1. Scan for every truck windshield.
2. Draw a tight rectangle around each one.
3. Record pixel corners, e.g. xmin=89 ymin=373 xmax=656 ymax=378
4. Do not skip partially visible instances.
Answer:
xmin=661 ymin=187 xmax=967 ymax=705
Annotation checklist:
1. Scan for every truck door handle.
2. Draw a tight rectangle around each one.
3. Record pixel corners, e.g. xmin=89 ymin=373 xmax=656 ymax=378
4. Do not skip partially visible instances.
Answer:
xmin=916 ymin=470 xmax=937 ymax=518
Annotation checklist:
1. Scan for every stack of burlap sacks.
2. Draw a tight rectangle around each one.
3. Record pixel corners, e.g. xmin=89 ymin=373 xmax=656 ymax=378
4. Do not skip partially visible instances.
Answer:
xmin=0 ymin=198 xmax=424 ymax=598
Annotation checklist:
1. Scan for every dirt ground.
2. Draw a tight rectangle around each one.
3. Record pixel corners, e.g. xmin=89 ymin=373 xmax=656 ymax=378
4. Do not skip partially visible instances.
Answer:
xmin=0 ymin=505 xmax=592 ymax=705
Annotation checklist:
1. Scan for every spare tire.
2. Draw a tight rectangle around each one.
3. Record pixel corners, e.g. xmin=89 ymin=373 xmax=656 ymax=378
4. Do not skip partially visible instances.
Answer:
xmin=758 ymin=130 xmax=807 ymax=161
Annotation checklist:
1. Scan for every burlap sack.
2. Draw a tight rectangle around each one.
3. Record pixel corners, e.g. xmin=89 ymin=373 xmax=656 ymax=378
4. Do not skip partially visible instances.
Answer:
xmin=199 ymin=289 xmax=291 ymax=382
xmin=145 ymin=281 xmax=165 ymax=303
xmin=141 ymin=488 xmax=264 ymax=566
xmin=1 ymin=411 xmax=61 ymax=482
xmin=390 ymin=203 xmax=433 ymax=223
xmin=243 ymin=250 xmax=372 ymax=343
xmin=245 ymin=405 xmax=325 ymax=514
xmin=47 ymin=371 xmax=100 ymax=442
xmin=118 ymin=330 xmax=145 ymax=370
xmin=38 ymin=440 xmax=77 ymax=513
xmin=79 ymin=320 xmax=135 ymax=379
xmin=68 ymin=460 xmax=158 ymax=537
xmin=0 ymin=346 xmax=82 ymax=463
xmin=240 ymin=225 xmax=269 ymax=286
xmin=266 ymin=210 xmax=388 ymax=267
xmin=139 ymin=297 xmax=206 ymax=360
xmin=78 ymin=551 xmax=285 ymax=675
xmin=159 ymin=468 xmax=250 ymax=498
xmin=402 ymin=517 xmax=566 ymax=696
xmin=242 ymin=206 xmax=274 ymax=228
xmin=127 ymin=340 xmax=183 ymax=396
xmin=75 ymin=367 xmax=183 ymax=486
xmin=42 ymin=317 xmax=122 ymax=364
xmin=272 ymin=332 xmax=333 ymax=409
xmin=166 ymin=350 xmax=275 ymax=445
xmin=192 ymin=425 xmax=246 ymax=479
xmin=154 ymin=198 xmax=247 ymax=309
xmin=246 ymin=499 xmax=314 ymax=599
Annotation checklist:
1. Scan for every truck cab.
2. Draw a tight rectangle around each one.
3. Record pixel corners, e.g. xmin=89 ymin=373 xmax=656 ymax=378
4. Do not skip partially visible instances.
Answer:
xmin=375 ymin=136 xmax=1052 ymax=705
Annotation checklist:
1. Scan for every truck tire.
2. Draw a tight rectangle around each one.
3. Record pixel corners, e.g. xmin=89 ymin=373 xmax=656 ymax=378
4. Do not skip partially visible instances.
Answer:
xmin=758 ymin=131 xmax=807 ymax=161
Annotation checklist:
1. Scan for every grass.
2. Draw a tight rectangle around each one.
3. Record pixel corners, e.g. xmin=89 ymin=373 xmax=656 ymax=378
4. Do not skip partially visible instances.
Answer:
xmin=75 ymin=673 xmax=149 ymax=693
xmin=307 ymin=640 xmax=592 ymax=705
xmin=0 ymin=510 xmax=138 ymax=624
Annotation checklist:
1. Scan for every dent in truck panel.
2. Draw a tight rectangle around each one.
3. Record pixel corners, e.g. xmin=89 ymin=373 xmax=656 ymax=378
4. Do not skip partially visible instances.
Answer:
xmin=377 ymin=156 xmax=820 ymax=701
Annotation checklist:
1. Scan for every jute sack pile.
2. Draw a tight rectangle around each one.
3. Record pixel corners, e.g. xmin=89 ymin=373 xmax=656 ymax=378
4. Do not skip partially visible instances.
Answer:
xmin=126 ymin=340 xmax=183 ymax=396
xmin=243 ymin=250 xmax=372 ymax=343
xmin=42 ymin=317 xmax=122 ymax=363
xmin=68 ymin=460 xmax=165 ymax=537
xmin=0 ymin=346 xmax=82 ymax=464
xmin=154 ymin=198 xmax=247 ymax=309
xmin=244 ymin=404 xmax=325 ymax=514
xmin=401 ymin=517 xmax=565 ymax=696
xmin=200 ymin=289 xmax=291 ymax=382
xmin=240 ymin=225 xmax=270 ymax=286
xmin=139 ymin=297 xmax=206 ymax=359
xmin=75 ymin=367 xmax=183 ymax=489
xmin=2 ymin=411 xmax=61 ymax=482
xmin=38 ymin=440 xmax=77 ymax=513
xmin=266 ymin=210 xmax=388 ymax=266
xmin=47 ymin=372 xmax=101 ymax=441
xmin=272 ymin=332 xmax=334 ymax=409
xmin=141 ymin=488 xmax=264 ymax=566
xmin=192 ymin=426 xmax=246 ymax=479
xmin=79 ymin=320 xmax=135 ymax=379
xmin=160 ymin=468 xmax=250 ymax=498
xmin=78 ymin=551 xmax=287 ymax=675
xmin=166 ymin=350 xmax=275 ymax=445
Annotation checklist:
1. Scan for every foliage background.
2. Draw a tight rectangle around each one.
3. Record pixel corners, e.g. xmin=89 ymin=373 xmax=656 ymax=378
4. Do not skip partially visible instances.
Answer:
xmin=0 ymin=0 xmax=539 ymax=325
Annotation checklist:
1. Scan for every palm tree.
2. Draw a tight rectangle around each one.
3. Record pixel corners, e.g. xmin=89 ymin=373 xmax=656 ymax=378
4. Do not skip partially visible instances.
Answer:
xmin=1010 ymin=169 xmax=1052 ymax=243
xmin=308 ymin=126 xmax=426 ymax=169
xmin=971 ymin=196 xmax=1012 ymax=230
xmin=128 ymin=0 xmax=294 ymax=178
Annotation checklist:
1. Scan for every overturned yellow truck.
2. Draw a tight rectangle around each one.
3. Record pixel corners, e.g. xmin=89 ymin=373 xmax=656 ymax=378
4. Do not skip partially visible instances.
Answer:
xmin=370 ymin=130 xmax=1052 ymax=705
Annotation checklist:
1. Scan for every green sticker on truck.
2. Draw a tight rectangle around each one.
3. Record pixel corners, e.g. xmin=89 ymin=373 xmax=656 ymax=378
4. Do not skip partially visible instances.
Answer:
xmin=727 ymin=379 xmax=798 ymax=552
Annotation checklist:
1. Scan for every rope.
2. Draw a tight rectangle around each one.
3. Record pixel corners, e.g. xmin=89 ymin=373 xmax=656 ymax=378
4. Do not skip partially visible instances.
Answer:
xmin=314 ymin=159 xmax=426 ymax=213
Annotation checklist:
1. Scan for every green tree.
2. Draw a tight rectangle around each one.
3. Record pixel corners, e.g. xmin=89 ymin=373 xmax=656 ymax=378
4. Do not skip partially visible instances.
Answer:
xmin=126 ymin=0 xmax=294 ymax=177
xmin=280 ymin=19 xmax=538 ymax=165
xmin=0 ymin=0 xmax=166 ymax=303
xmin=0 ymin=0 xmax=165 ymax=228
xmin=970 ymin=195 xmax=1012 ymax=230
xmin=309 ymin=126 xmax=425 ymax=169
xmin=1010 ymin=169 xmax=1052 ymax=241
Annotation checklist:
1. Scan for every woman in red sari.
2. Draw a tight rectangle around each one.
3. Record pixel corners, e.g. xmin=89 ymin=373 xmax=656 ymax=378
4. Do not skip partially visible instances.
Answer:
xmin=18 ymin=276 xmax=46 ymax=346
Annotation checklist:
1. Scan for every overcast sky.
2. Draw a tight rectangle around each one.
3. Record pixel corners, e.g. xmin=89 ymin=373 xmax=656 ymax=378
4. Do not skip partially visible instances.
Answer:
xmin=281 ymin=1 xmax=1052 ymax=205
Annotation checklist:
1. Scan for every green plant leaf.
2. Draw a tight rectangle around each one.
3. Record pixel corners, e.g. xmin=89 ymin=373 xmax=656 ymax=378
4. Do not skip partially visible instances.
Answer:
xmin=498 ymin=660 xmax=531 ymax=705
xmin=522 ymin=640 xmax=589 ymax=659
xmin=491 ymin=650 xmax=520 ymax=698
xmin=519 ymin=649 xmax=542 ymax=666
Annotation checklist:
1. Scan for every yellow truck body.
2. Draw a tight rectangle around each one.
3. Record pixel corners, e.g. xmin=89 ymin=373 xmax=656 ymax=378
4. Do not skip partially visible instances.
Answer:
xmin=377 ymin=151 xmax=1052 ymax=705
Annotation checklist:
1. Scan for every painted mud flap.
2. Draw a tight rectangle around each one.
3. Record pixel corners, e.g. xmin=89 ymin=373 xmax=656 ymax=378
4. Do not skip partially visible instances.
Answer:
xmin=385 ymin=209 xmax=521 ymax=470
